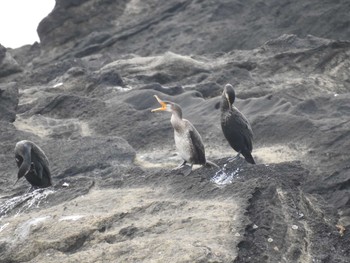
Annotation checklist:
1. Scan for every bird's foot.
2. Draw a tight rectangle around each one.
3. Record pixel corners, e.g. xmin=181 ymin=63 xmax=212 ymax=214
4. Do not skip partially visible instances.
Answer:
xmin=172 ymin=163 xmax=192 ymax=176
xmin=229 ymin=157 xmax=245 ymax=171
xmin=205 ymin=160 xmax=220 ymax=169
xmin=180 ymin=166 xmax=193 ymax=176
xmin=172 ymin=161 xmax=188 ymax=170
xmin=24 ymin=186 xmax=39 ymax=194
xmin=228 ymin=154 xmax=240 ymax=163
xmin=172 ymin=166 xmax=183 ymax=171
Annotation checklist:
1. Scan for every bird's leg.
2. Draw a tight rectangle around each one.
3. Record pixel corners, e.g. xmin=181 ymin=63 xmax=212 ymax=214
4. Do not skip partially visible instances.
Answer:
xmin=24 ymin=187 xmax=31 ymax=194
xmin=182 ymin=164 xmax=193 ymax=176
xmin=235 ymin=157 xmax=246 ymax=170
xmin=205 ymin=160 xmax=220 ymax=169
xmin=30 ymin=186 xmax=41 ymax=193
xmin=228 ymin=152 xmax=241 ymax=162
xmin=173 ymin=160 xmax=187 ymax=170
xmin=172 ymin=162 xmax=192 ymax=176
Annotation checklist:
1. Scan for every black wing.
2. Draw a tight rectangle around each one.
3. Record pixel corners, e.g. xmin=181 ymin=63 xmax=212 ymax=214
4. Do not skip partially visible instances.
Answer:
xmin=31 ymin=143 xmax=52 ymax=187
xmin=188 ymin=124 xmax=206 ymax=165
xmin=221 ymin=109 xmax=253 ymax=154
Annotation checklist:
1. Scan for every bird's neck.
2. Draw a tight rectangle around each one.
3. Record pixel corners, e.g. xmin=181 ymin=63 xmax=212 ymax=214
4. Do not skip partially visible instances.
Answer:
xmin=170 ymin=112 xmax=184 ymax=132
xmin=221 ymin=97 xmax=231 ymax=112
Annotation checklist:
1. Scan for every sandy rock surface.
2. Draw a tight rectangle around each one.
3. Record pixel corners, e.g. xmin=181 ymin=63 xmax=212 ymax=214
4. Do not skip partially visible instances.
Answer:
xmin=1 ymin=0 xmax=350 ymax=262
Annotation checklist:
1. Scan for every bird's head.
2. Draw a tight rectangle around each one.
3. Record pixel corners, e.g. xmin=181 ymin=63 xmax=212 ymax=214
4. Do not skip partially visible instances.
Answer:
xmin=151 ymin=95 xmax=172 ymax=112
xmin=223 ymin=84 xmax=236 ymax=105
xmin=151 ymin=95 xmax=183 ymax=118
xmin=14 ymin=141 xmax=32 ymax=186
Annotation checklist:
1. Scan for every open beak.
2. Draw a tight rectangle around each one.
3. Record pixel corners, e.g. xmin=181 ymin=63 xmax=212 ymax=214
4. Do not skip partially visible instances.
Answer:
xmin=151 ymin=95 xmax=167 ymax=112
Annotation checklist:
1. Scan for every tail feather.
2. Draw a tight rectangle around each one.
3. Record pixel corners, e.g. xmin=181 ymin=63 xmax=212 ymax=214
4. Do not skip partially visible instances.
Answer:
xmin=243 ymin=152 xmax=256 ymax=164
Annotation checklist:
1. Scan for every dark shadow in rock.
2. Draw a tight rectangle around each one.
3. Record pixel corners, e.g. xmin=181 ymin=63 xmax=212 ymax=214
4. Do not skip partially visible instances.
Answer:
xmin=119 ymin=225 xmax=140 ymax=239
xmin=94 ymin=69 xmax=124 ymax=87
xmin=24 ymin=94 xmax=105 ymax=119
xmin=140 ymin=83 xmax=184 ymax=96
xmin=185 ymin=82 xmax=222 ymax=99
xmin=136 ymin=72 xmax=176 ymax=85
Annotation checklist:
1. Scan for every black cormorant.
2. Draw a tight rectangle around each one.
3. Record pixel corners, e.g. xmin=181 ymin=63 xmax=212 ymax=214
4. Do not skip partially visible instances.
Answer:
xmin=14 ymin=140 xmax=52 ymax=188
xmin=152 ymin=95 xmax=217 ymax=172
xmin=221 ymin=84 xmax=255 ymax=164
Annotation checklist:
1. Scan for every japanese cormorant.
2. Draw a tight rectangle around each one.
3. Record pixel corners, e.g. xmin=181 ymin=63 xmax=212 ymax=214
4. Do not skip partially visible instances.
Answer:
xmin=221 ymin=84 xmax=255 ymax=164
xmin=14 ymin=140 xmax=52 ymax=188
xmin=152 ymin=95 xmax=218 ymax=172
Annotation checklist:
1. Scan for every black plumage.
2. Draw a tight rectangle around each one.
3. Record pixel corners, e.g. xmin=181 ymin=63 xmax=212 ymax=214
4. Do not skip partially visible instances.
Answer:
xmin=220 ymin=84 xmax=255 ymax=164
xmin=14 ymin=140 xmax=52 ymax=188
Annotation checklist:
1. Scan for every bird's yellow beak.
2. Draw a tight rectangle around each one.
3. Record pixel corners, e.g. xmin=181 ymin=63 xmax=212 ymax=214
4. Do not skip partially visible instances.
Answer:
xmin=151 ymin=95 xmax=167 ymax=112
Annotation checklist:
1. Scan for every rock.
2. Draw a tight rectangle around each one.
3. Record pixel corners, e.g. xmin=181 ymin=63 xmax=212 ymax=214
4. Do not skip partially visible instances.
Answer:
xmin=0 ymin=82 xmax=19 ymax=122
xmin=0 ymin=0 xmax=350 ymax=262
xmin=94 ymin=69 xmax=124 ymax=87
xmin=0 ymin=161 xmax=345 ymax=263
xmin=0 ymin=45 xmax=22 ymax=78
xmin=36 ymin=0 xmax=350 ymax=60
xmin=186 ymin=82 xmax=222 ymax=98
xmin=140 ymin=83 xmax=185 ymax=96
xmin=37 ymin=0 xmax=128 ymax=50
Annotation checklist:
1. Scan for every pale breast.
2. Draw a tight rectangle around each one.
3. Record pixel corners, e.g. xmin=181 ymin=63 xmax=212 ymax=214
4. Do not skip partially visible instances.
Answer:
xmin=174 ymin=130 xmax=192 ymax=162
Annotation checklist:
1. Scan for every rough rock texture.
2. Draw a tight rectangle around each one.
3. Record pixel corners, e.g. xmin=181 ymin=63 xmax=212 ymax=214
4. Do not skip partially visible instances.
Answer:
xmin=0 ymin=82 xmax=18 ymax=122
xmin=1 ymin=0 xmax=350 ymax=262
xmin=37 ymin=0 xmax=350 ymax=58
xmin=0 ymin=45 xmax=22 ymax=78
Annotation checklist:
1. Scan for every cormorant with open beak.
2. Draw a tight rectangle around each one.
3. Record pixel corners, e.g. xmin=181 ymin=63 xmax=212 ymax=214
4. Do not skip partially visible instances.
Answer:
xmin=152 ymin=95 xmax=217 ymax=172
xmin=221 ymin=84 xmax=255 ymax=164
xmin=14 ymin=140 xmax=52 ymax=188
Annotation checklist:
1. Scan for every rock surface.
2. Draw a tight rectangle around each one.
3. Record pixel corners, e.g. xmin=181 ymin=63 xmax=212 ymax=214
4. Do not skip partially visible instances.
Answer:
xmin=1 ymin=0 xmax=350 ymax=262
xmin=0 ymin=45 xmax=22 ymax=78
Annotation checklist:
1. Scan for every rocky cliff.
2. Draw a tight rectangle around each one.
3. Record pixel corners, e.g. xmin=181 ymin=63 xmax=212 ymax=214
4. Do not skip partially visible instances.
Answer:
xmin=0 ymin=0 xmax=350 ymax=262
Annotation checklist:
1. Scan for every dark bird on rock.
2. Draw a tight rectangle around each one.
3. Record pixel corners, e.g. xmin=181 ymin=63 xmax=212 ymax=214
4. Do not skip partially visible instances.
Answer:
xmin=221 ymin=84 xmax=255 ymax=164
xmin=151 ymin=95 xmax=218 ymax=173
xmin=14 ymin=140 xmax=52 ymax=188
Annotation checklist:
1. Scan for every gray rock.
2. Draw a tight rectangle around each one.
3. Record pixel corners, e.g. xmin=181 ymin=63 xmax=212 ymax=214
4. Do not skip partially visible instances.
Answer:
xmin=0 ymin=0 xmax=349 ymax=262
xmin=0 ymin=82 xmax=18 ymax=122
xmin=37 ymin=0 xmax=128 ymax=50
xmin=0 ymin=45 xmax=22 ymax=77
xmin=36 ymin=0 xmax=350 ymax=59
